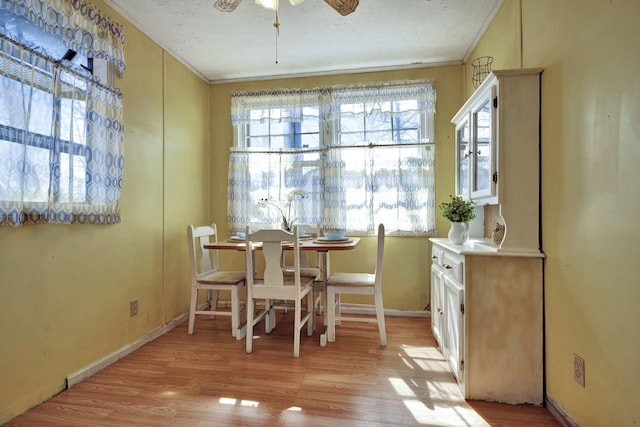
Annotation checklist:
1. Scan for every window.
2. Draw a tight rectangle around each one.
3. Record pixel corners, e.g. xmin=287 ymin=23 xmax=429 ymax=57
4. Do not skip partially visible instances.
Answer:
xmin=228 ymin=81 xmax=436 ymax=236
xmin=0 ymin=3 xmax=125 ymax=227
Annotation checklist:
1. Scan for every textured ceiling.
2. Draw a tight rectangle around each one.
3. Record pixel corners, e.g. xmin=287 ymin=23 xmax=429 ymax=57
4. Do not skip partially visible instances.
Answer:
xmin=104 ymin=0 xmax=502 ymax=83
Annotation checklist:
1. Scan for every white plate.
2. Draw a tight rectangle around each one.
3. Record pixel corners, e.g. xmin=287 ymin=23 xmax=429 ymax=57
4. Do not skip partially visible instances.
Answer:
xmin=315 ymin=236 xmax=350 ymax=242
xmin=228 ymin=236 xmax=245 ymax=242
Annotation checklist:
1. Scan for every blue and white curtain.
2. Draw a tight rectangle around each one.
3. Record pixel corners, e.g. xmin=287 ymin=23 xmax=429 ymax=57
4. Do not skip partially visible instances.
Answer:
xmin=0 ymin=0 xmax=126 ymax=75
xmin=0 ymin=33 xmax=124 ymax=226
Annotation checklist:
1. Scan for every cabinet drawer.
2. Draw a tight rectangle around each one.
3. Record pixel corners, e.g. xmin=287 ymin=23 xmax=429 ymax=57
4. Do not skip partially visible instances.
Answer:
xmin=431 ymin=247 xmax=443 ymax=265
xmin=441 ymin=252 xmax=464 ymax=283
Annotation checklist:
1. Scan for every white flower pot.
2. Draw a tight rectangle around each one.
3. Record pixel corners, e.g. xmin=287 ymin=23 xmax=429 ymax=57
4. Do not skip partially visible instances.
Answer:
xmin=448 ymin=221 xmax=469 ymax=244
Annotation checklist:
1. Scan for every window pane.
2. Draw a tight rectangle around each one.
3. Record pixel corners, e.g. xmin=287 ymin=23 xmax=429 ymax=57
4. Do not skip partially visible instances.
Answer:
xmin=300 ymin=133 xmax=319 ymax=149
xmin=270 ymin=135 xmax=287 ymax=150
xmin=270 ymin=121 xmax=295 ymax=135
xmin=339 ymin=131 xmax=364 ymax=146
xmin=394 ymin=109 xmax=419 ymax=132
xmin=248 ymin=121 xmax=270 ymax=137
xmin=59 ymin=153 xmax=86 ymax=202
xmin=397 ymin=129 xmax=419 ymax=144
xmin=60 ymin=98 xmax=86 ymax=144
xmin=340 ymin=115 xmax=364 ymax=134
xmin=366 ymin=130 xmax=391 ymax=144
xmin=23 ymin=145 xmax=50 ymax=202
xmin=365 ymin=105 xmax=389 ymax=132
xmin=28 ymin=88 xmax=53 ymax=136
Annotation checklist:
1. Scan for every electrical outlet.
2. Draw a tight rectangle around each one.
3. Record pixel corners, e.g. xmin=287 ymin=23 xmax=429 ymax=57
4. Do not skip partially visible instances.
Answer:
xmin=130 ymin=299 xmax=138 ymax=317
xmin=574 ymin=353 xmax=585 ymax=387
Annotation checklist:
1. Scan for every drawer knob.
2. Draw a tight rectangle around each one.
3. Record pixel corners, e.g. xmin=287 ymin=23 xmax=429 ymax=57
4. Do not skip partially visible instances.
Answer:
xmin=443 ymin=264 xmax=452 ymax=269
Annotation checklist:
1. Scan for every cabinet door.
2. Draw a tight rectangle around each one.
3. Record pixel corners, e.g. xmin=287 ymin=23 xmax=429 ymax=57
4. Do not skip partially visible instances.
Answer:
xmin=442 ymin=275 xmax=464 ymax=382
xmin=455 ymin=119 xmax=470 ymax=198
xmin=470 ymin=94 xmax=495 ymax=199
xmin=430 ymin=264 xmax=444 ymax=346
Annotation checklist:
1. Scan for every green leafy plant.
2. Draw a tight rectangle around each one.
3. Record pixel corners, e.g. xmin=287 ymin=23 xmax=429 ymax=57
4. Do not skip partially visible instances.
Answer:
xmin=438 ymin=195 xmax=476 ymax=223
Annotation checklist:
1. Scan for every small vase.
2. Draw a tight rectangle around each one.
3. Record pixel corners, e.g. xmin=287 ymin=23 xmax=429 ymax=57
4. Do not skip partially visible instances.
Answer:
xmin=448 ymin=221 xmax=469 ymax=244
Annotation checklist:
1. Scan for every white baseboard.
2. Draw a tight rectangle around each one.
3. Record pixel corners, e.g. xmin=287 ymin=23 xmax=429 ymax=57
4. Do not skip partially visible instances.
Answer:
xmin=339 ymin=303 xmax=429 ymax=317
xmin=65 ymin=313 xmax=188 ymax=388
xmin=546 ymin=394 xmax=578 ymax=427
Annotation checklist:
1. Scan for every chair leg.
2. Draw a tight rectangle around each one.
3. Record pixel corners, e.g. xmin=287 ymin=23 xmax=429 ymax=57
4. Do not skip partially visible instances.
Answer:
xmin=375 ymin=291 xmax=387 ymax=346
xmin=306 ymin=291 xmax=314 ymax=337
xmin=230 ymin=287 xmax=240 ymax=339
xmin=265 ymin=299 xmax=275 ymax=333
xmin=294 ymin=298 xmax=301 ymax=358
xmin=188 ymin=287 xmax=198 ymax=334
xmin=327 ymin=287 xmax=336 ymax=343
xmin=210 ymin=290 xmax=219 ymax=319
xmin=246 ymin=297 xmax=254 ymax=354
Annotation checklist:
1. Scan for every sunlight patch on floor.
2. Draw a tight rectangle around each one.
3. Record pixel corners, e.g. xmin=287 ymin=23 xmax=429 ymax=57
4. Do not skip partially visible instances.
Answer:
xmin=219 ymin=397 xmax=260 ymax=408
xmin=389 ymin=377 xmax=417 ymax=397
xmin=403 ymin=400 xmax=490 ymax=426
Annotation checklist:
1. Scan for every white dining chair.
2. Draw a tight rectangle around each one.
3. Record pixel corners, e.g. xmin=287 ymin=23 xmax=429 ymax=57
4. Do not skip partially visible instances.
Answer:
xmin=281 ymin=223 xmax=324 ymax=328
xmin=245 ymin=226 xmax=315 ymax=357
xmin=326 ymin=223 xmax=387 ymax=346
xmin=187 ymin=224 xmax=246 ymax=339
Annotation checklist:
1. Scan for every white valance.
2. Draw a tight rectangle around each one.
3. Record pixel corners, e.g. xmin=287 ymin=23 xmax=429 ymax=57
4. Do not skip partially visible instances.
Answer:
xmin=230 ymin=79 xmax=436 ymax=126
xmin=0 ymin=0 xmax=126 ymax=75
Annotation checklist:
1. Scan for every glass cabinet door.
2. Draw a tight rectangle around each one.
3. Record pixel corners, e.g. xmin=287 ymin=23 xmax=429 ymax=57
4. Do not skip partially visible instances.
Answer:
xmin=471 ymin=97 xmax=493 ymax=198
xmin=456 ymin=120 xmax=470 ymax=198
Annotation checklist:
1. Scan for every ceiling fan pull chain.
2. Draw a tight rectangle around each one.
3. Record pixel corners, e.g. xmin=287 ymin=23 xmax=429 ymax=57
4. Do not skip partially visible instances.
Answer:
xmin=273 ymin=10 xmax=280 ymax=64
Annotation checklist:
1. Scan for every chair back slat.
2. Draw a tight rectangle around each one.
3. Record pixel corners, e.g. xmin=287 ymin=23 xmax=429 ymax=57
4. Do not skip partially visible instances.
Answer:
xmin=188 ymin=224 xmax=221 ymax=275
xmin=263 ymin=241 xmax=285 ymax=286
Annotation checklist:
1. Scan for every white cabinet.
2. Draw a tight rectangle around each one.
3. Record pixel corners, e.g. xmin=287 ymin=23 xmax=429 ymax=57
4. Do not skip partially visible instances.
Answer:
xmin=429 ymin=68 xmax=545 ymax=404
xmin=430 ymin=256 xmax=444 ymax=345
xmin=454 ymin=88 xmax=496 ymax=201
xmin=429 ymin=239 xmax=544 ymax=405
xmin=430 ymin=245 xmax=464 ymax=382
xmin=452 ymin=68 xmax=543 ymax=255
xmin=442 ymin=273 xmax=464 ymax=381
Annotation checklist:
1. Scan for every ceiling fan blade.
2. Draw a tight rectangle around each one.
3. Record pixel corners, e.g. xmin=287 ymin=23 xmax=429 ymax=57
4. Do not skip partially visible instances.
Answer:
xmin=324 ymin=0 xmax=359 ymax=16
xmin=214 ymin=0 xmax=243 ymax=12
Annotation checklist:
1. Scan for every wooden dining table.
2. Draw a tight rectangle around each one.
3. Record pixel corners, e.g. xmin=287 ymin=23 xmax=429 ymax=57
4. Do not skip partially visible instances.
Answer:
xmin=204 ymin=236 xmax=360 ymax=346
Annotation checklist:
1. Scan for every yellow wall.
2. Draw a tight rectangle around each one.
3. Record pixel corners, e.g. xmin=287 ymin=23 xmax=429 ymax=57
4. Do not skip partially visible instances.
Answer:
xmin=464 ymin=0 xmax=521 ymax=98
xmin=14 ymin=0 xmax=637 ymax=424
xmin=469 ymin=1 xmax=640 ymax=425
xmin=0 ymin=1 xmax=210 ymax=422
xmin=209 ymin=66 xmax=463 ymax=312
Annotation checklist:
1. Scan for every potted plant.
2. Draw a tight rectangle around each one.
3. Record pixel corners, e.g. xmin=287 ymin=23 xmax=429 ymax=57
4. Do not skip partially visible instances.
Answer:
xmin=439 ymin=195 xmax=476 ymax=244
xmin=258 ymin=189 xmax=309 ymax=232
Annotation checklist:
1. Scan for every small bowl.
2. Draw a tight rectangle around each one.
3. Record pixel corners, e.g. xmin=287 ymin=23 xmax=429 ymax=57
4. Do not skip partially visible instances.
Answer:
xmin=235 ymin=231 xmax=246 ymax=239
xmin=324 ymin=231 xmax=345 ymax=240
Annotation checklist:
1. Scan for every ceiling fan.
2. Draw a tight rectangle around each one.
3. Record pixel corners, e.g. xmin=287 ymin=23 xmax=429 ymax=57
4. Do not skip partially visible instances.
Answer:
xmin=214 ymin=0 xmax=359 ymax=16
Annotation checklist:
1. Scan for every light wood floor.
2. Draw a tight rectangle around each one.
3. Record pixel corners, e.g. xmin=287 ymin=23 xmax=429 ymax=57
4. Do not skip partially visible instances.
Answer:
xmin=6 ymin=313 xmax=561 ymax=426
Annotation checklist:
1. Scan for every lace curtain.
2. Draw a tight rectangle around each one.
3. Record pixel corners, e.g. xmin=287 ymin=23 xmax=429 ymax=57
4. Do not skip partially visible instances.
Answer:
xmin=228 ymin=150 xmax=323 ymax=232
xmin=0 ymin=0 xmax=126 ymax=75
xmin=228 ymin=80 xmax=436 ymax=236
xmin=231 ymin=88 xmax=329 ymax=124
xmin=0 ymin=34 xmax=124 ymax=226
